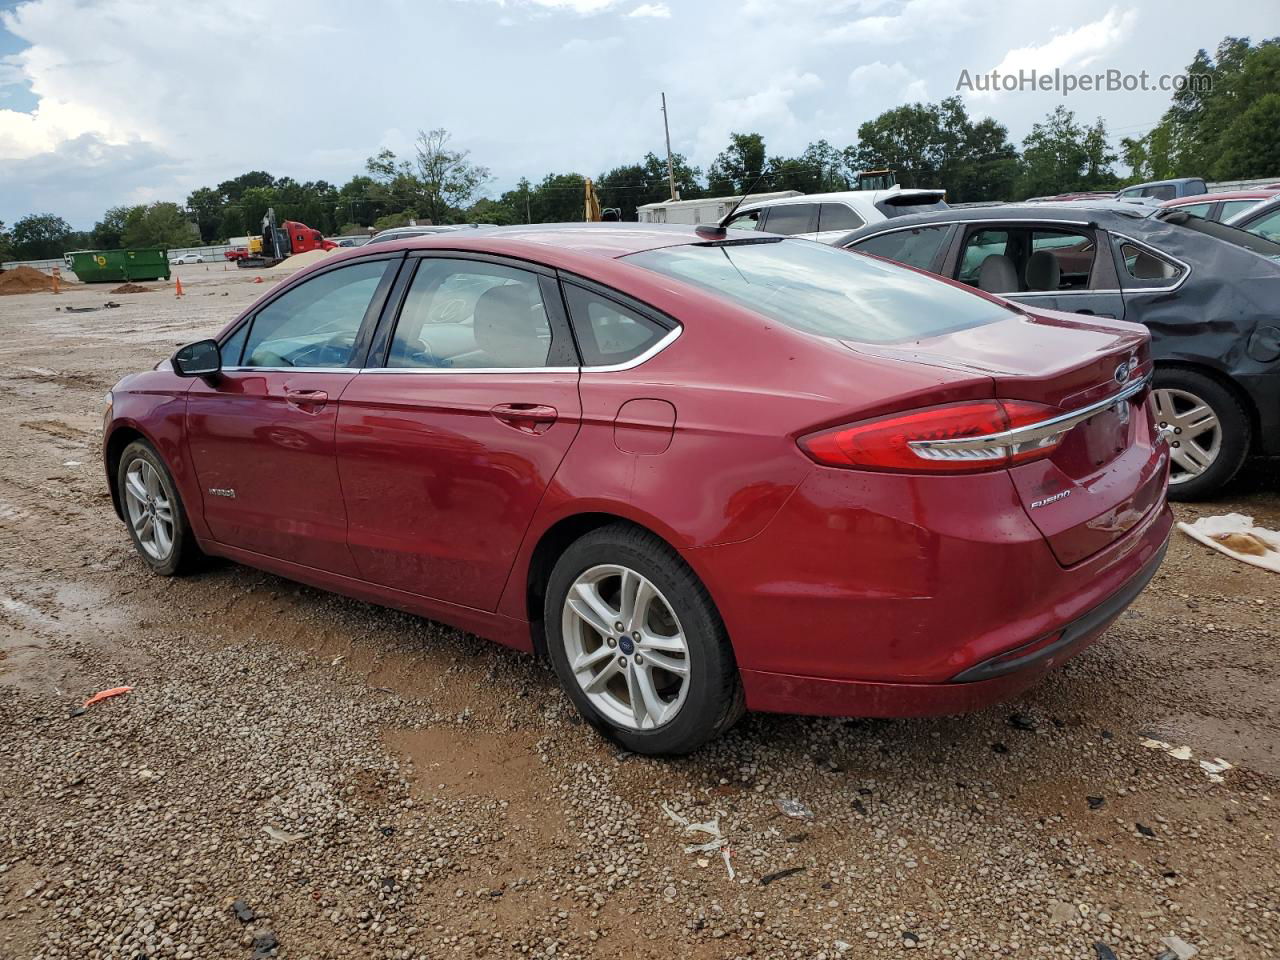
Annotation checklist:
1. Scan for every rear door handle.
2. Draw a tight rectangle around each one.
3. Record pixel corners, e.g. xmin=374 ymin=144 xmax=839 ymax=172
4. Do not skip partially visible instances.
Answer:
xmin=491 ymin=402 xmax=558 ymax=435
xmin=286 ymin=389 xmax=329 ymax=410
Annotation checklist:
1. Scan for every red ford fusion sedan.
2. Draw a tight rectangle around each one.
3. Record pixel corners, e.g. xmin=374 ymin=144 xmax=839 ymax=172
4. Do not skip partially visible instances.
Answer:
xmin=103 ymin=224 xmax=1172 ymax=754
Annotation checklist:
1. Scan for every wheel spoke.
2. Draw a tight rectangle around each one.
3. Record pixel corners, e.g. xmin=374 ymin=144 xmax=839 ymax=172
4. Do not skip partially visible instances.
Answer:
xmin=582 ymin=658 xmax=622 ymax=694
xmin=153 ymin=518 xmax=172 ymax=556
xmin=125 ymin=472 xmax=148 ymax=505
xmin=630 ymin=663 xmax=667 ymax=728
xmin=1151 ymin=390 xmax=1175 ymax=422
xmin=1180 ymin=408 xmax=1217 ymax=439
xmin=568 ymin=584 xmax=615 ymax=638
xmin=637 ymin=630 xmax=685 ymax=655
xmin=154 ymin=500 xmax=174 ymax=523
xmin=571 ymin=644 xmax=615 ymax=675
xmin=640 ymin=649 xmax=688 ymax=677
xmin=143 ymin=465 xmax=160 ymax=499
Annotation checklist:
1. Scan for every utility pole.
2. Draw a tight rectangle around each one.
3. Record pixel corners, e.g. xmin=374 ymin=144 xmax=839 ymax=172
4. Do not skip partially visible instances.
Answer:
xmin=661 ymin=92 xmax=677 ymax=202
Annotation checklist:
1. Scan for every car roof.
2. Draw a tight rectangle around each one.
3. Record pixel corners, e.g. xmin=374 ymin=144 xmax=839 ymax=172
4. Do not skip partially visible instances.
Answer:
xmin=735 ymin=187 xmax=943 ymax=212
xmin=840 ymin=200 xmax=1158 ymax=235
xmin=1121 ymin=177 xmax=1206 ymax=189
xmin=1164 ymin=189 xmax=1280 ymax=206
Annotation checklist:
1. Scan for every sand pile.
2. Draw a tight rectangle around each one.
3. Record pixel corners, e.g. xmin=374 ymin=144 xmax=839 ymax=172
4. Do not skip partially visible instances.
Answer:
xmin=0 ymin=266 xmax=57 ymax=295
xmin=266 ymin=248 xmax=341 ymax=275
xmin=110 ymin=282 xmax=153 ymax=294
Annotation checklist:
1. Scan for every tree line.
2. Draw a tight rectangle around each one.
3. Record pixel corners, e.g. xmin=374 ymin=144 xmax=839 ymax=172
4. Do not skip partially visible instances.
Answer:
xmin=2 ymin=34 xmax=1274 ymax=264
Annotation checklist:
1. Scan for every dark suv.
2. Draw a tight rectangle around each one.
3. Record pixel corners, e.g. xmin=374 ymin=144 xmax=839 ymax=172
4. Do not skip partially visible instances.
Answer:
xmin=839 ymin=201 xmax=1280 ymax=499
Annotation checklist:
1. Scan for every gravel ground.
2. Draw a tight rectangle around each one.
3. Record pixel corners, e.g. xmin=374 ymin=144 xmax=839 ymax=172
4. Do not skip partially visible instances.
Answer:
xmin=1 ymin=267 xmax=1277 ymax=959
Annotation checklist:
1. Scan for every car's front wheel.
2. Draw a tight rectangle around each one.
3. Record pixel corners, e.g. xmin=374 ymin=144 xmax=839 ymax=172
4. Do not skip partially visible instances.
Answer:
xmin=544 ymin=524 xmax=744 ymax=755
xmin=1151 ymin=368 xmax=1250 ymax=501
xmin=117 ymin=440 xmax=201 ymax=575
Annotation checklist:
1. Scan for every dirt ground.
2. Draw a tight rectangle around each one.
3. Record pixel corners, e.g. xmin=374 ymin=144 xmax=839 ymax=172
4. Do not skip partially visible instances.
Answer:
xmin=1 ymin=265 xmax=1277 ymax=960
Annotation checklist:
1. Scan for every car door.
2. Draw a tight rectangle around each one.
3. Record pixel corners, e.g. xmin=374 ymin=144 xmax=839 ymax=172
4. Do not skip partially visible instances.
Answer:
xmin=186 ymin=255 xmax=399 ymax=574
xmin=950 ymin=222 xmax=1126 ymax=320
xmin=335 ymin=253 xmax=582 ymax=610
xmin=811 ymin=202 xmax=866 ymax=244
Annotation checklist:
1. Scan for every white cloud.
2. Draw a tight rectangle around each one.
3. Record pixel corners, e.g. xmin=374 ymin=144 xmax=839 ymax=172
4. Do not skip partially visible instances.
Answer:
xmin=970 ymin=8 xmax=1140 ymax=99
xmin=694 ymin=72 xmax=824 ymax=162
xmin=848 ymin=61 xmax=928 ymax=106
xmin=627 ymin=2 xmax=670 ymax=17
xmin=824 ymin=0 xmax=978 ymax=44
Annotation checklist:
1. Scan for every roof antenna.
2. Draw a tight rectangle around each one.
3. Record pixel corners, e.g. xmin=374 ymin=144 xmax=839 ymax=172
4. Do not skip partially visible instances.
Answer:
xmin=696 ymin=167 xmax=771 ymax=239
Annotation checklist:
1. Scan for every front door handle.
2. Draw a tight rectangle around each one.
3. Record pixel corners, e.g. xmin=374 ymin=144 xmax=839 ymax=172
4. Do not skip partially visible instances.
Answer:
xmin=491 ymin=402 xmax=558 ymax=435
xmin=286 ymin=389 xmax=329 ymax=410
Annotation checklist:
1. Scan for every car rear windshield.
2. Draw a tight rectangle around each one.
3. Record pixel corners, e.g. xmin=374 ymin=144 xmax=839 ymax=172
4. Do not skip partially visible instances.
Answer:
xmin=624 ymin=238 xmax=1013 ymax=344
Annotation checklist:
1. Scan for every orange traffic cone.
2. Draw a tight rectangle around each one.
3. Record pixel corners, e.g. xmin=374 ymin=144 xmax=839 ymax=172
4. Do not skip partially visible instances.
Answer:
xmin=174 ymin=276 xmax=184 ymax=298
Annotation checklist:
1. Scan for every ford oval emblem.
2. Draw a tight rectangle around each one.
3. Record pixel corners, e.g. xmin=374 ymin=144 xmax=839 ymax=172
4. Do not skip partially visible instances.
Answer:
xmin=1114 ymin=361 xmax=1131 ymax=385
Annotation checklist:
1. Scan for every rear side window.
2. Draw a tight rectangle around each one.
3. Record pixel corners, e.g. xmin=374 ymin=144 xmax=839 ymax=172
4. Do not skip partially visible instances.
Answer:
xmin=958 ymin=229 xmax=1010 ymax=284
xmin=563 ymin=285 xmax=669 ymax=366
xmin=1243 ymin=209 xmax=1280 ymax=242
xmin=626 ymin=238 xmax=1011 ymax=344
xmin=1220 ymin=199 xmax=1261 ymax=221
xmin=387 ymin=259 xmax=554 ymax=369
xmin=1143 ymin=185 xmax=1176 ymax=201
xmin=1117 ymin=242 xmax=1184 ymax=286
xmin=818 ymin=203 xmax=864 ymax=232
xmin=1030 ymin=230 xmax=1095 ymax=291
xmin=761 ymin=203 xmax=818 ymax=235
xmin=851 ymin=225 xmax=950 ymax=271
xmin=1176 ymin=202 xmax=1213 ymax=219
xmin=724 ymin=209 xmax=763 ymax=231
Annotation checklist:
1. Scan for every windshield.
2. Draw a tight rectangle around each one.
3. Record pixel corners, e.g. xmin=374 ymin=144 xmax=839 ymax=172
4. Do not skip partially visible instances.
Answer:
xmin=624 ymin=238 xmax=1013 ymax=344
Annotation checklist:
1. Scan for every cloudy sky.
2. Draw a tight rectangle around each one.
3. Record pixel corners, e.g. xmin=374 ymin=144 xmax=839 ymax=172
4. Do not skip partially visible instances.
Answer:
xmin=0 ymin=0 xmax=1272 ymax=228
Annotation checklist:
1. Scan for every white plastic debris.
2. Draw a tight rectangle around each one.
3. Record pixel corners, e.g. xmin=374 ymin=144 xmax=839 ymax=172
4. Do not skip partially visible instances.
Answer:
xmin=1139 ymin=737 xmax=1233 ymax=783
xmin=1159 ymin=934 xmax=1199 ymax=959
xmin=774 ymin=797 xmax=814 ymax=820
xmin=662 ymin=803 xmax=734 ymax=879
xmin=1178 ymin=513 xmax=1280 ymax=573
xmin=262 ymin=825 xmax=308 ymax=844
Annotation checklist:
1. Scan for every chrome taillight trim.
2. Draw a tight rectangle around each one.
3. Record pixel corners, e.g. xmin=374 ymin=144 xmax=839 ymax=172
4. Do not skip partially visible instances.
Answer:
xmin=907 ymin=375 xmax=1149 ymax=461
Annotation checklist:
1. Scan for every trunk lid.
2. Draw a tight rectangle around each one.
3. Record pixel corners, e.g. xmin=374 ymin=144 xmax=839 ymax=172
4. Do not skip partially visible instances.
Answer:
xmin=847 ymin=306 xmax=1167 ymax=565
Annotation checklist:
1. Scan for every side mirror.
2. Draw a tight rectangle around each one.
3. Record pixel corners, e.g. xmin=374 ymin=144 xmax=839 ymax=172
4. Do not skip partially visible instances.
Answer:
xmin=173 ymin=339 xmax=221 ymax=378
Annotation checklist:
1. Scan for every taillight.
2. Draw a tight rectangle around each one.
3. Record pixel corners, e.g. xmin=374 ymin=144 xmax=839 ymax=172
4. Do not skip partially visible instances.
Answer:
xmin=799 ymin=399 xmax=1065 ymax=473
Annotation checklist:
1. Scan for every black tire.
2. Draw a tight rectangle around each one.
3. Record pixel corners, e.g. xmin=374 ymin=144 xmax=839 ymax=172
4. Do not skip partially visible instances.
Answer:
xmin=116 ymin=440 xmax=202 ymax=575
xmin=1152 ymin=368 xmax=1250 ymax=501
xmin=543 ymin=523 xmax=744 ymax=755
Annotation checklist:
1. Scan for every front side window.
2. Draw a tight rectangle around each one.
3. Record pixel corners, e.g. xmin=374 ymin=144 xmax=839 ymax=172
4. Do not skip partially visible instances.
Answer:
xmin=240 ymin=259 xmax=388 ymax=368
xmin=563 ymin=285 xmax=668 ymax=366
xmin=761 ymin=203 xmax=818 ymax=235
xmin=387 ymin=259 xmax=553 ymax=369
xmin=1176 ymin=202 xmax=1213 ymax=219
xmin=626 ymin=238 xmax=1011 ymax=345
xmin=851 ymin=225 xmax=950 ymax=271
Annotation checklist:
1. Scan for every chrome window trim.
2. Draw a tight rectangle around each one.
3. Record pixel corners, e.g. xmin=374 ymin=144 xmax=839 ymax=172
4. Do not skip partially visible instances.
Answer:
xmin=908 ymin=374 xmax=1149 ymax=459
xmin=1012 ymin=289 xmax=1124 ymax=297
xmin=351 ymin=325 xmax=684 ymax=375
xmin=221 ymin=366 xmax=356 ymax=374
xmin=1109 ymin=231 xmax=1192 ymax=294
xmin=582 ymin=325 xmax=683 ymax=373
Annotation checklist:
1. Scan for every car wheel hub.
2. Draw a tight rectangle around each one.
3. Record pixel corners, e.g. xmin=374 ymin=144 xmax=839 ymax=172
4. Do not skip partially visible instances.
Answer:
xmin=561 ymin=564 xmax=690 ymax=731
xmin=1152 ymin=387 xmax=1221 ymax=484
xmin=123 ymin=459 xmax=175 ymax=561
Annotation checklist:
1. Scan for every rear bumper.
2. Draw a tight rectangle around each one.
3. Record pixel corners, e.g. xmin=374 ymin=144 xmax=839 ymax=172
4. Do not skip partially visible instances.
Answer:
xmin=738 ymin=526 xmax=1169 ymax=717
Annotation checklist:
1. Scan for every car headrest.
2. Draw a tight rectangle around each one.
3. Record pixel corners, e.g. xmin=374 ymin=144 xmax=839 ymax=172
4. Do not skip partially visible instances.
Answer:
xmin=977 ymin=254 xmax=1019 ymax=294
xmin=473 ymin=283 xmax=548 ymax=367
xmin=1025 ymin=250 xmax=1061 ymax=291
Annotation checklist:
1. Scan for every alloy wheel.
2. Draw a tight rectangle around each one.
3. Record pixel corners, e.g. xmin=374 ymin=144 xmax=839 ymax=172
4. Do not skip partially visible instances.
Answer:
xmin=123 ymin=459 xmax=175 ymax=561
xmin=561 ymin=564 xmax=690 ymax=731
xmin=1151 ymin=387 xmax=1221 ymax=485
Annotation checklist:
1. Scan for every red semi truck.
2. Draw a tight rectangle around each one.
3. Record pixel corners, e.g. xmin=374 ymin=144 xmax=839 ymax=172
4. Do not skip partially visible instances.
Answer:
xmin=228 ymin=209 xmax=335 ymax=268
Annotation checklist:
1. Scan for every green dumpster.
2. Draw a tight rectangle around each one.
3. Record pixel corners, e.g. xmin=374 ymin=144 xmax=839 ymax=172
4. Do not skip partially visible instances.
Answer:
xmin=64 ymin=249 xmax=171 ymax=284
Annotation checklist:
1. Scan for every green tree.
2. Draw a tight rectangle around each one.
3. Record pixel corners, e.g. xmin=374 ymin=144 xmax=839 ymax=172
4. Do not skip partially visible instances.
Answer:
xmin=412 ymin=128 xmax=492 ymax=224
xmin=1216 ymin=92 xmax=1280 ymax=178
xmin=186 ymin=187 xmax=223 ymax=243
xmin=708 ymin=133 xmax=767 ymax=193
xmin=0 ymin=221 xmax=13 ymax=263
xmin=594 ymin=151 xmax=703 ymax=220
xmin=10 ymin=213 xmax=73 ymax=260
xmin=121 ymin=202 xmax=199 ymax=249
xmin=1016 ymin=106 xmax=1117 ymax=197
xmin=91 ymin=205 xmax=141 ymax=249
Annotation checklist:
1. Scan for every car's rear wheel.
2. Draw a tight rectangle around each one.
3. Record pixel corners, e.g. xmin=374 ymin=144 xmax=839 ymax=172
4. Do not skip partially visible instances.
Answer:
xmin=117 ymin=440 xmax=201 ymax=575
xmin=1151 ymin=368 xmax=1250 ymax=501
xmin=544 ymin=524 xmax=744 ymax=755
